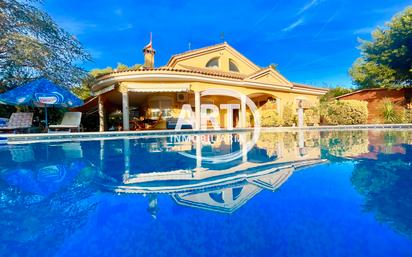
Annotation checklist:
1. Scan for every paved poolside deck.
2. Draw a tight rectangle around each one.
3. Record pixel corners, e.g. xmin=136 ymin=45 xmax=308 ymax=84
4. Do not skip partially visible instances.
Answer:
xmin=1 ymin=123 xmax=412 ymax=144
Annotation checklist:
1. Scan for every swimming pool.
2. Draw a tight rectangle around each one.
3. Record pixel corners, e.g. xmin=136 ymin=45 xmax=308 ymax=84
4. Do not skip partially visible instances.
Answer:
xmin=0 ymin=130 xmax=411 ymax=257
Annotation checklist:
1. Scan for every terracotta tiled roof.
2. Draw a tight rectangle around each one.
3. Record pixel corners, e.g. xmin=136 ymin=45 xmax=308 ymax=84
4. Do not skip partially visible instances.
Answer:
xmin=95 ymin=67 xmax=328 ymax=93
xmin=334 ymin=88 xmax=397 ymax=99
xmin=169 ymin=42 xmax=227 ymax=60
xmin=179 ymin=64 xmax=248 ymax=79
xmin=292 ymin=82 xmax=328 ymax=92
xmin=95 ymin=66 xmax=246 ymax=81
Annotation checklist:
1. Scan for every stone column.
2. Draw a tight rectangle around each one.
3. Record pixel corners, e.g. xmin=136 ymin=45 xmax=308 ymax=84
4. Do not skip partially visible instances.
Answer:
xmin=195 ymin=91 xmax=201 ymax=130
xmin=276 ymin=98 xmax=282 ymax=115
xmin=240 ymin=95 xmax=247 ymax=128
xmin=298 ymin=131 xmax=304 ymax=148
xmin=298 ymin=108 xmax=304 ymax=127
xmin=122 ymin=91 xmax=130 ymax=131
xmin=297 ymin=99 xmax=304 ymax=128
xmin=123 ymin=139 xmax=130 ymax=176
xmin=147 ymin=194 xmax=158 ymax=219
xmin=98 ymin=95 xmax=106 ymax=132
xmin=240 ymin=133 xmax=248 ymax=163
xmin=99 ymin=140 xmax=105 ymax=172
xmin=196 ymin=135 xmax=202 ymax=169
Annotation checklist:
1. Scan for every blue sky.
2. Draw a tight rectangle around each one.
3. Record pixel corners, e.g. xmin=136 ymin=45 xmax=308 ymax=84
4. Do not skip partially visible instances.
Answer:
xmin=43 ymin=0 xmax=411 ymax=88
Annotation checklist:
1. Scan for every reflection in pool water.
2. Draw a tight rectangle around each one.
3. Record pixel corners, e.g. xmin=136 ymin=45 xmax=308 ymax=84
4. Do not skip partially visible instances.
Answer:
xmin=0 ymin=130 xmax=412 ymax=256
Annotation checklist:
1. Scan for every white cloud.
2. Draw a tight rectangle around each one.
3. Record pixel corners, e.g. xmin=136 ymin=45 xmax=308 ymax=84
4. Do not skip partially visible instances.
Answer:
xmin=253 ymin=0 xmax=282 ymax=28
xmin=282 ymin=18 xmax=304 ymax=32
xmin=57 ymin=19 xmax=97 ymax=35
xmin=297 ymin=0 xmax=324 ymax=15
xmin=353 ymin=26 xmax=376 ymax=35
xmin=56 ymin=17 xmax=134 ymax=35
xmin=312 ymin=9 xmax=339 ymax=39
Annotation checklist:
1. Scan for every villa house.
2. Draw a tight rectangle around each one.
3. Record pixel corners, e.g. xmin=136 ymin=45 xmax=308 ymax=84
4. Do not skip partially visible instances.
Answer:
xmin=89 ymin=39 xmax=328 ymax=131
xmin=100 ymin=131 xmax=325 ymax=215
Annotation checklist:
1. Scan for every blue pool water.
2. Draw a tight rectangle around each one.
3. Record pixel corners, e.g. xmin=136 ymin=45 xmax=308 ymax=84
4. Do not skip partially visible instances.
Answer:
xmin=0 ymin=130 xmax=412 ymax=257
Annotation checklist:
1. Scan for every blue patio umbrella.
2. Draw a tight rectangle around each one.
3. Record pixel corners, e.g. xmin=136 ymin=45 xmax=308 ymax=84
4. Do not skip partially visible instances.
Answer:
xmin=0 ymin=78 xmax=83 ymax=127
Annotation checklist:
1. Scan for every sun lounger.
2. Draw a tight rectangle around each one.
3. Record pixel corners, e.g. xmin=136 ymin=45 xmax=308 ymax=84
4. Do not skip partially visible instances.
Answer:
xmin=62 ymin=142 xmax=83 ymax=159
xmin=48 ymin=112 xmax=82 ymax=132
xmin=10 ymin=145 xmax=35 ymax=162
xmin=0 ymin=112 xmax=33 ymax=133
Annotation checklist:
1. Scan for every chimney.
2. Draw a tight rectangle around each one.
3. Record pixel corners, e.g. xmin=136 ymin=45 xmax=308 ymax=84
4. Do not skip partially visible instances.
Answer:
xmin=143 ymin=33 xmax=155 ymax=68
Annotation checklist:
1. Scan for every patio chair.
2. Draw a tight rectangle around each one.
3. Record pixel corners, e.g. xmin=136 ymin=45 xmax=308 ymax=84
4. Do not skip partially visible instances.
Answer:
xmin=48 ymin=112 xmax=82 ymax=132
xmin=62 ymin=142 xmax=83 ymax=159
xmin=145 ymin=113 xmax=163 ymax=130
xmin=10 ymin=145 xmax=35 ymax=162
xmin=129 ymin=113 xmax=163 ymax=131
xmin=0 ymin=112 xmax=33 ymax=133
xmin=129 ymin=119 xmax=146 ymax=131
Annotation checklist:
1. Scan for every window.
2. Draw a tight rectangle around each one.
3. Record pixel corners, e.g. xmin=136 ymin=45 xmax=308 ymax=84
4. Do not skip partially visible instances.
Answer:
xmin=209 ymin=192 xmax=224 ymax=203
xmin=229 ymin=59 xmax=240 ymax=72
xmin=149 ymin=97 xmax=173 ymax=118
xmin=206 ymin=57 xmax=219 ymax=69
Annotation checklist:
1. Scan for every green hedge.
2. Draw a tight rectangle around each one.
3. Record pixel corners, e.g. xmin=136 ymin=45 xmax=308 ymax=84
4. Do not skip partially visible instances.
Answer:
xmin=282 ymin=103 xmax=297 ymax=126
xmin=405 ymin=109 xmax=412 ymax=123
xmin=321 ymin=100 xmax=368 ymax=125
xmin=258 ymin=101 xmax=282 ymax=127
xmin=304 ymin=107 xmax=320 ymax=126
xmin=260 ymin=109 xmax=282 ymax=127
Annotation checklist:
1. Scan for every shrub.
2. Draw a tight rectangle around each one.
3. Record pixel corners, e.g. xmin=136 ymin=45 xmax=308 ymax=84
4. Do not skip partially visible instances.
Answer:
xmin=255 ymin=133 xmax=281 ymax=156
xmin=282 ymin=102 xmax=297 ymax=126
xmin=321 ymin=100 xmax=368 ymax=125
xmin=246 ymin=111 xmax=253 ymax=127
xmin=405 ymin=109 xmax=412 ymax=123
xmin=304 ymin=106 xmax=320 ymax=126
xmin=321 ymin=131 xmax=369 ymax=157
xmin=0 ymin=105 xmax=15 ymax=118
xmin=258 ymin=101 xmax=282 ymax=127
xmin=320 ymin=87 xmax=352 ymax=102
xmin=260 ymin=109 xmax=282 ymax=127
xmin=380 ymin=99 xmax=405 ymax=124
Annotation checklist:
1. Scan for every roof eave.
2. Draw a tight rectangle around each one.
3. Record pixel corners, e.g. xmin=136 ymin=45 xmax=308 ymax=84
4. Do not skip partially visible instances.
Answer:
xmin=166 ymin=42 xmax=261 ymax=72
xmin=91 ymin=71 xmax=327 ymax=96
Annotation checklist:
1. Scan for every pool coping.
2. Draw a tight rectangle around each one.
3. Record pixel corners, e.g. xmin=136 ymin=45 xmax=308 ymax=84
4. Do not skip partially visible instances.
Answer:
xmin=1 ymin=123 xmax=412 ymax=144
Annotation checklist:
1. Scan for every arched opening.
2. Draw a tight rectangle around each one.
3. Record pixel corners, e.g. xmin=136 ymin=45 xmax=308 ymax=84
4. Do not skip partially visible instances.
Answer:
xmin=232 ymin=187 xmax=243 ymax=200
xmin=209 ymin=191 xmax=224 ymax=203
xmin=247 ymin=93 xmax=280 ymax=112
xmin=229 ymin=59 xmax=240 ymax=72
xmin=248 ymin=92 xmax=281 ymax=127
xmin=205 ymin=57 xmax=219 ymax=69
